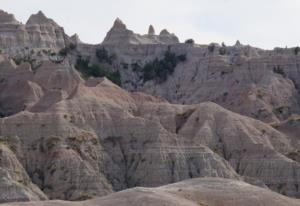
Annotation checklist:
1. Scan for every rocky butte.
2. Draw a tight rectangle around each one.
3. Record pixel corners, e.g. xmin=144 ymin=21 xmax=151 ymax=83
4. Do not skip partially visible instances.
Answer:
xmin=0 ymin=10 xmax=299 ymax=206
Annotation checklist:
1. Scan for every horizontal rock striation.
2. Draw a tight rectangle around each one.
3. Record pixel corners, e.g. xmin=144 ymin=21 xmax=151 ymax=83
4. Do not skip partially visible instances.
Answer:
xmin=2 ymin=178 xmax=300 ymax=206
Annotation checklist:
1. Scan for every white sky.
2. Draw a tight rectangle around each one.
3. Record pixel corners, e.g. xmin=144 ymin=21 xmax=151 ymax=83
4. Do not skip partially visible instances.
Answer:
xmin=1 ymin=0 xmax=299 ymax=49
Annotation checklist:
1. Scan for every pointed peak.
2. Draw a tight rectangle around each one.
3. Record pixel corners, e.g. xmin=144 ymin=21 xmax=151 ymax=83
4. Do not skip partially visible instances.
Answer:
xmin=159 ymin=29 xmax=170 ymax=36
xmin=112 ymin=18 xmax=126 ymax=30
xmin=36 ymin=10 xmax=46 ymax=18
xmin=0 ymin=10 xmax=18 ymax=24
xmin=70 ymin=33 xmax=81 ymax=43
xmin=148 ymin=25 xmax=155 ymax=35
xmin=235 ymin=40 xmax=242 ymax=46
xmin=26 ymin=10 xmax=58 ymax=26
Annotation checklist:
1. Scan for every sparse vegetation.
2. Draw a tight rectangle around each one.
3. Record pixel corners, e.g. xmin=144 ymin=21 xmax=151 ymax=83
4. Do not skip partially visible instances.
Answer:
xmin=208 ymin=43 xmax=216 ymax=53
xmin=121 ymin=63 xmax=129 ymax=69
xmin=95 ymin=47 xmax=116 ymax=65
xmin=273 ymin=65 xmax=286 ymax=77
xmin=0 ymin=136 xmax=8 ymax=144
xmin=46 ymin=136 xmax=61 ymax=150
xmin=74 ymin=193 xmax=94 ymax=201
xmin=286 ymin=150 xmax=300 ymax=162
xmin=131 ymin=62 xmax=142 ymax=72
xmin=257 ymin=90 xmax=264 ymax=99
xmin=12 ymin=56 xmax=41 ymax=71
xmin=294 ymin=47 xmax=300 ymax=55
xmin=141 ymin=48 xmax=186 ymax=82
xmin=185 ymin=39 xmax=195 ymax=44
xmin=59 ymin=43 xmax=77 ymax=57
xmin=75 ymin=56 xmax=121 ymax=86
xmin=219 ymin=47 xmax=226 ymax=55
xmin=219 ymin=43 xmax=227 ymax=55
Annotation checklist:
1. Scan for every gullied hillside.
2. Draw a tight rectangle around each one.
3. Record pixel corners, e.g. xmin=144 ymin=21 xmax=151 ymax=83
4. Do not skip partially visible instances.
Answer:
xmin=0 ymin=9 xmax=299 ymax=205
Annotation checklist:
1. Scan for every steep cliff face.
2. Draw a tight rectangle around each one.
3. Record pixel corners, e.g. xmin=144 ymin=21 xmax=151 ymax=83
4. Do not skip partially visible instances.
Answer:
xmin=0 ymin=10 xmax=68 ymax=54
xmin=69 ymin=18 xmax=300 ymax=123
xmin=84 ymin=42 xmax=300 ymax=123
xmin=25 ymin=11 xmax=66 ymax=49
xmin=0 ymin=137 xmax=47 ymax=203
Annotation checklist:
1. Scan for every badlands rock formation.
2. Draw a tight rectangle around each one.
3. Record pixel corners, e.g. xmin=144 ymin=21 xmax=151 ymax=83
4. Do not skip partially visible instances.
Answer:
xmin=0 ymin=9 xmax=299 ymax=205
xmin=102 ymin=18 xmax=179 ymax=45
xmin=89 ymin=43 xmax=300 ymax=124
xmin=73 ymin=18 xmax=300 ymax=124
xmin=0 ymin=10 xmax=72 ymax=55
xmin=2 ymin=178 xmax=300 ymax=206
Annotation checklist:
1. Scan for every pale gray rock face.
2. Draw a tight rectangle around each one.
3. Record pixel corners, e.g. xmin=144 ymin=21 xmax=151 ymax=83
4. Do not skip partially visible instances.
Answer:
xmin=0 ymin=137 xmax=47 ymax=203
xmin=70 ymin=33 xmax=81 ymax=44
xmin=91 ymin=43 xmax=300 ymax=123
xmin=0 ymin=10 xmax=19 ymax=24
xmin=0 ymin=10 xmax=68 ymax=55
xmin=0 ymin=54 xmax=299 ymax=200
xmin=158 ymin=29 xmax=180 ymax=44
xmin=102 ymin=18 xmax=179 ymax=45
xmin=25 ymin=11 xmax=66 ymax=49
xmin=0 ymin=71 xmax=240 ymax=201
xmin=0 ymin=10 xmax=300 ymax=205
xmin=2 ymin=178 xmax=300 ymax=206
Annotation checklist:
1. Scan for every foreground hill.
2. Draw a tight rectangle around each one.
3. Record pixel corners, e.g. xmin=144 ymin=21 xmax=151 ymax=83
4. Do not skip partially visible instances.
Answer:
xmin=0 ymin=56 xmax=299 ymax=202
xmin=2 ymin=178 xmax=300 ymax=206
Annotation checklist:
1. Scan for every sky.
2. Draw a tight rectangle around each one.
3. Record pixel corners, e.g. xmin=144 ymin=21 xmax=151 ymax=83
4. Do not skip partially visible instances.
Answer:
xmin=1 ymin=0 xmax=299 ymax=49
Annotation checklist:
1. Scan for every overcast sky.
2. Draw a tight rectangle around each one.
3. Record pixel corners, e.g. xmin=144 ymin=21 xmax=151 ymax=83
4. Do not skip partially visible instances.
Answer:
xmin=1 ymin=0 xmax=299 ymax=49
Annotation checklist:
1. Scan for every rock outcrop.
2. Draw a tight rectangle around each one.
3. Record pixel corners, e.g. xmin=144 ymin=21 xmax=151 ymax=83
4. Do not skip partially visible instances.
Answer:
xmin=148 ymin=25 xmax=155 ymax=35
xmin=93 ymin=43 xmax=300 ymax=124
xmin=0 ymin=136 xmax=47 ymax=203
xmin=25 ymin=11 xmax=66 ymax=49
xmin=102 ymin=18 xmax=179 ymax=45
xmin=0 ymin=10 xmax=68 ymax=54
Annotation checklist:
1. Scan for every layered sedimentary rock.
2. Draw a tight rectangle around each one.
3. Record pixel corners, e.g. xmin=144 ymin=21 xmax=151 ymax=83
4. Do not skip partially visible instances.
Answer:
xmin=102 ymin=18 xmax=179 ymax=45
xmin=25 ymin=11 xmax=66 ymax=49
xmin=0 ymin=10 xmax=68 ymax=54
xmin=0 ymin=54 xmax=300 ymax=201
xmin=0 ymin=9 xmax=300 ymax=205
xmin=0 ymin=137 xmax=47 ymax=203
xmin=89 ymin=43 xmax=300 ymax=123
xmin=2 ymin=178 xmax=300 ymax=206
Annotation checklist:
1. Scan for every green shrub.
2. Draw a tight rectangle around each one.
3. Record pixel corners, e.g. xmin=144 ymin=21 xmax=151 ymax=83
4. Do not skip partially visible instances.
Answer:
xmin=12 ymin=56 xmax=41 ymax=71
xmin=208 ymin=44 xmax=215 ymax=53
xmin=142 ymin=49 xmax=186 ymax=82
xmin=96 ymin=48 xmax=116 ymax=65
xmin=131 ymin=62 xmax=141 ymax=71
xmin=75 ymin=57 xmax=121 ymax=86
xmin=59 ymin=48 xmax=68 ymax=56
xmin=273 ymin=66 xmax=286 ymax=77
xmin=59 ymin=43 xmax=77 ymax=57
xmin=219 ymin=43 xmax=227 ymax=55
xmin=185 ymin=39 xmax=195 ymax=44
xmin=294 ymin=47 xmax=300 ymax=55
xmin=69 ymin=43 xmax=77 ymax=50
